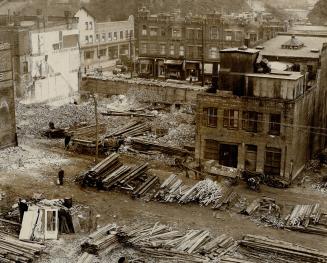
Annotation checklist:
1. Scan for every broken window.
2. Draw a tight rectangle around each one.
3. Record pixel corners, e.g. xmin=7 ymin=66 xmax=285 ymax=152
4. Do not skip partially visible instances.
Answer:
xmin=46 ymin=210 xmax=57 ymax=232
xmin=242 ymin=111 xmax=263 ymax=133
xmin=269 ymin=113 xmax=281 ymax=136
xmin=203 ymin=107 xmax=217 ymax=128
xmin=264 ymin=147 xmax=281 ymax=176
xmin=223 ymin=109 xmax=239 ymax=129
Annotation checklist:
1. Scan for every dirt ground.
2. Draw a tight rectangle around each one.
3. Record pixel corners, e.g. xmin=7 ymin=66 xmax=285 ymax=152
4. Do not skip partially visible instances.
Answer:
xmin=1 ymin=136 xmax=327 ymax=263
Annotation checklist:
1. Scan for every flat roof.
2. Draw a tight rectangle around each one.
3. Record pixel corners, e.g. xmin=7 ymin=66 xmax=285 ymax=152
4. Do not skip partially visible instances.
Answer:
xmin=220 ymin=47 xmax=259 ymax=54
xmin=245 ymin=71 xmax=303 ymax=80
xmin=260 ymin=35 xmax=327 ymax=59
xmin=289 ymin=25 xmax=327 ymax=34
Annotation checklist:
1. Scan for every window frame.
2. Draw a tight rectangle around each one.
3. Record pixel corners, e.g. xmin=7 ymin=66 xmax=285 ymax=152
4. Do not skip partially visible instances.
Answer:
xmin=269 ymin=113 xmax=281 ymax=136
xmin=223 ymin=109 xmax=239 ymax=129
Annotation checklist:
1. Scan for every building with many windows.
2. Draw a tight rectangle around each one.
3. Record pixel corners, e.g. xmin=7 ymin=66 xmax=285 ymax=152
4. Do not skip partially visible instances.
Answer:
xmin=75 ymin=7 xmax=135 ymax=71
xmin=195 ymin=45 xmax=327 ymax=182
xmin=135 ymin=7 xmax=287 ymax=81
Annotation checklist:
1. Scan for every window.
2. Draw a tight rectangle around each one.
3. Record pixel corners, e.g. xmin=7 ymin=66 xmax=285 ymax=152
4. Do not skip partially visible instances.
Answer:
xmin=85 ymin=22 xmax=88 ymax=30
xmin=242 ymin=111 xmax=263 ymax=133
xmin=22 ymin=61 xmax=28 ymax=74
xmin=170 ymin=45 xmax=174 ymax=56
xmin=85 ymin=36 xmax=89 ymax=44
xmin=125 ymin=30 xmax=129 ymax=38
xmin=269 ymin=114 xmax=281 ymax=135
xmin=188 ymin=46 xmax=195 ymax=58
xmin=102 ymin=33 xmax=106 ymax=42
xmin=179 ymin=46 xmax=185 ymax=56
xmin=84 ymin=51 xmax=94 ymax=59
xmin=161 ymin=29 xmax=165 ymax=37
xmin=99 ymin=48 xmax=106 ymax=57
xmin=96 ymin=34 xmax=100 ymax=42
xmin=120 ymin=31 xmax=123 ymax=39
xmin=197 ymin=29 xmax=202 ymax=39
xmin=250 ymin=33 xmax=257 ymax=42
xmin=225 ymin=31 xmax=232 ymax=41
xmin=264 ymin=147 xmax=281 ymax=175
xmin=142 ymin=25 xmax=147 ymax=36
xmin=53 ymin=43 xmax=60 ymax=50
xmin=89 ymin=35 xmax=93 ymax=43
xmin=223 ymin=109 xmax=239 ymax=129
xmin=204 ymin=139 xmax=219 ymax=160
xmin=235 ymin=31 xmax=242 ymax=41
xmin=160 ymin=44 xmax=165 ymax=55
xmin=108 ymin=32 xmax=112 ymax=41
xmin=149 ymin=43 xmax=157 ymax=54
xmin=209 ymin=47 xmax=218 ymax=59
xmin=203 ymin=108 xmax=217 ymax=128
xmin=113 ymin=32 xmax=117 ymax=40
xmin=187 ymin=29 xmax=195 ymax=39
xmin=197 ymin=46 xmax=203 ymax=58
xmin=150 ymin=27 xmax=159 ymax=36
xmin=172 ymin=27 xmax=182 ymax=38
xmin=130 ymin=30 xmax=134 ymax=38
xmin=211 ymin=26 xmax=218 ymax=40
xmin=89 ymin=22 xmax=93 ymax=30
xmin=140 ymin=43 xmax=147 ymax=54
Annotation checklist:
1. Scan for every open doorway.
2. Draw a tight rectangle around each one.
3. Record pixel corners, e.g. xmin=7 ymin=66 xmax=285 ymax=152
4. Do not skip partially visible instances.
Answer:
xmin=219 ymin=143 xmax=238 ymax=168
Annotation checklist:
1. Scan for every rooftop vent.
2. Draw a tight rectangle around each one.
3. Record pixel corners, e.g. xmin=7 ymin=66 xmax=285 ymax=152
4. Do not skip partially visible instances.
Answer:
xmin=281 ymin=35 xmax=304 ymax=50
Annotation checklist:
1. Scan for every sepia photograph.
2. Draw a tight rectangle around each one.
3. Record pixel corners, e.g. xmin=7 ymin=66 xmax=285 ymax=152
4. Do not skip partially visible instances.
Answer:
xmin=0 ymin=0 xmax=326 ymax=262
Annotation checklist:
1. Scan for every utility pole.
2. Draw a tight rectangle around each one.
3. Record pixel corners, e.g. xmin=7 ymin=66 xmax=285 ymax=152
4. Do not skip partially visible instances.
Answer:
xmin=129 ymin=32 xmax=133 ymax=79
xmin=92 ymin=93 xmax=99 ymax=163
xmin=201 ymin=19 xmax=206 ymax=87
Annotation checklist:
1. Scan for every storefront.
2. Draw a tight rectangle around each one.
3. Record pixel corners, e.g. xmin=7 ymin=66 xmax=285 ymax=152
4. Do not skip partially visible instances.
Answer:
xmin=138 ymin=58 xmax=154 ymax=78
xmin=164 ymin=59 xmax=184 ymax=80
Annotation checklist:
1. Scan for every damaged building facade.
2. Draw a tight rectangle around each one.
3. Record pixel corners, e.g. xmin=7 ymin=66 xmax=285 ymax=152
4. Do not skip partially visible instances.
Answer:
xmin=0 ymin=42 xmax=17 ymax=149
xmin=195 ymin=44 xmax=327 ymax=181
xmin=135 ymin=7 xmax=287 ymax=81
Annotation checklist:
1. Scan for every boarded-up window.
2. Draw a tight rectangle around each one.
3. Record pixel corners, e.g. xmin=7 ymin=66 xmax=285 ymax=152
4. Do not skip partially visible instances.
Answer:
xmin=242 ymin=111 xmax=263 ymax=133
xmin=223 ymin=109 xmax=239 ymax=129
xmin=264 ymin=147 xmax=281 ymax=176
xmin=63 ymin=34 xmax=78 ymax=48
xmin=204 ymin=139 xmax=219 ymax=160
xmin=203 ymin=107 xmax=217 ymax=128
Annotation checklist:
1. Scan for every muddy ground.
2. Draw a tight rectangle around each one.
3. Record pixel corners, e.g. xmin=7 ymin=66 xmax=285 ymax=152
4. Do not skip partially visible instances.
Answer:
xmin=1 ymin=136 xmax=327 ymax=262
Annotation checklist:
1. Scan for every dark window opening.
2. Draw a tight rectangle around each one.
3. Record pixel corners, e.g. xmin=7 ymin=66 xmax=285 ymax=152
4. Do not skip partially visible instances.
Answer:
xmin=264 ymin=147 xmax=281 ymax=176
xmin=242 ymin=111 xmax=263 ymax=133
xmin=245 ymin=144 xmax=257 ymax=172
xmin=269 ymin=113 xmax=281 ymax=135
xmin=219 ymin=143 xmax=238 ymax=168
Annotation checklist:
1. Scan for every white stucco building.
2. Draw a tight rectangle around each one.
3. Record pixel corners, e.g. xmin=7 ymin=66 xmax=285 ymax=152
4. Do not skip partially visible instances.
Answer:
xmin=74 ymin=7 xmax=135 ymax=71
xmin=27 ymin=24 xmax=80 ymax=103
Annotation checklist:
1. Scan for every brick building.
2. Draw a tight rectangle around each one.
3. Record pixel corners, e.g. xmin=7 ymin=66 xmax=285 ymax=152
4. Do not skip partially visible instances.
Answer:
xmin=195 ymin=45 xmax=327 ymax=181
xmin=135 ymin=7 xmax=287 ymax=81
xmin=0 ymin=42 xmax=17 ymax=149
xmin=74 ymin=7 xmax=135 ymax=71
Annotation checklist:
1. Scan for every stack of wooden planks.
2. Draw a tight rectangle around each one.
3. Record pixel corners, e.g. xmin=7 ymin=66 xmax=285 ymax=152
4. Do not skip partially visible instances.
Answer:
xmin=102 ymin=110 xmax=155 ymax=118
xmin=155 ymin=175 xmax=223 ymax=207
xmin=212 ymin=188 xmax=241 ymax=210
xmin=0 ymin=233 xmax=45 ymax=262
xmin=131 ymin=138 xmax=191 ymax=156
xmin=77 ymin=154 xmax=156 ymax=196
xmin=238 ymin=234 xmax=327 ymax=263
xmin=105 ymin=121 xmax=150 ymax=138
xmin=285 ymin=204 xmax=327 ymax=235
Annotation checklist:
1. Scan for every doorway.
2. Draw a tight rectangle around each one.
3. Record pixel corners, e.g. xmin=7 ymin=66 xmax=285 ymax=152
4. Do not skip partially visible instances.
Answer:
xmin=219 ymin=143 xmax=238 ymax=168
xmin=245 ymin=145 xmax=257 ymax=171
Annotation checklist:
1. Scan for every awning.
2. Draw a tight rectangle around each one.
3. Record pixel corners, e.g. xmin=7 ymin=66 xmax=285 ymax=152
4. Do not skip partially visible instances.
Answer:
xmin=164 ymin=59 xmax=184 ymax=66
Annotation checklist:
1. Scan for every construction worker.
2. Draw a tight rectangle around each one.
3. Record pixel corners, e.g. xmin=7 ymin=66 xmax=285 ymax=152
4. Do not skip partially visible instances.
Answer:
xmin=64 ymin=133 xmax=71 ymax=150
xmin=18 ymin=199 xmax=28 ymax=223
xmin=58 ymin=169 xmax=64 ymax=185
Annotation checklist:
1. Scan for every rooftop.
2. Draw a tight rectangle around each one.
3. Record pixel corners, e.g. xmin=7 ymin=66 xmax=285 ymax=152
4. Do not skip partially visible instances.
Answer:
xmin=260 ymin=34 xmax=327 ymax=59
xmin=220 ymin=47 xmax=260 ymax=54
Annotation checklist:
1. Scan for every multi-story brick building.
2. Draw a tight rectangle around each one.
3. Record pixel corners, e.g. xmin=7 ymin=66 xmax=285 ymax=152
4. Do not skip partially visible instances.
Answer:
xmin=195 ymin=46 xmax=327 ymax=182
xmin=74 ymin=7 xmax=135 ymax=71
xmin=136 ymin=7 xmax=287 ymax=81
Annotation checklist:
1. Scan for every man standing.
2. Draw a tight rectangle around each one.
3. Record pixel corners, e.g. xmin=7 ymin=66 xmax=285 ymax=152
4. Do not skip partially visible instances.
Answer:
xmin=18 ymin=199 xmax=28 ymax=223
xmin=58 ymin=169 xmax=64 ymax=185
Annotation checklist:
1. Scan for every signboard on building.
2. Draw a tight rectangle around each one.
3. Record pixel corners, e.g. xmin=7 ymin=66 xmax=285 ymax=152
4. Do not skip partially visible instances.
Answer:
xmin=0 ymin=43 xmax=17 ymax=149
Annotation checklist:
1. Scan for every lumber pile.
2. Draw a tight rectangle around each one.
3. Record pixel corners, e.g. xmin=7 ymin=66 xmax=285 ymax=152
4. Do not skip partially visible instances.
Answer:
xmin=131 ymin=138 xmax=191 ymax=156
xmin=77 ymin=154 xmax=155 ymax=196
xmin=77 ymin=252 xmax=97 ymax=263
xmin=239 ymin=234 xmax=327 ymax=263
xmin=0 ymin=233 xmax=45 ymax=262
xmin=212 ymin=189 xmax=241 ymax=210
xmin=117 ymin=223 xmax=236 ymax=262
xmin=102 ymin=110 xmax=155 ymax=118
xmin=81 ymin=225 xmax=119 ymax=255
xmin=106 ymin=121 xmax=150 ymax=138
xmin=155 ymin=175 xmax=223 ymax=207
xmin=285 ymin=204 xmax=327 ymax=235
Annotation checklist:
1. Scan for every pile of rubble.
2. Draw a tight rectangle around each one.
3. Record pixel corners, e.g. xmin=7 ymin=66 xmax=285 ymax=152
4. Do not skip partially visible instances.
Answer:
xmin=0 ymin=145 xmax=70 ymax=173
